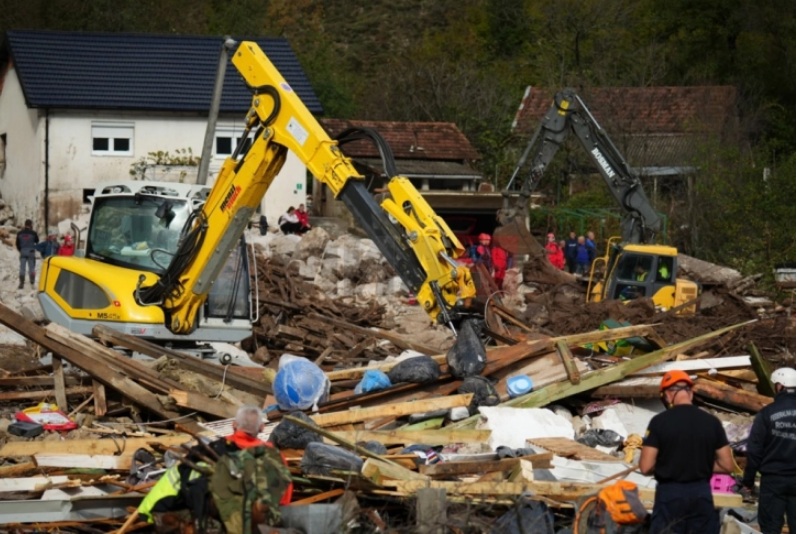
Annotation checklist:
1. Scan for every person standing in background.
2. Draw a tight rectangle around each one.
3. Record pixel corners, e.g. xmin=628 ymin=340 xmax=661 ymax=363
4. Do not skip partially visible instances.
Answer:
xmin=564 ymin=231 xmax=578 ymax=273
xmin=16 ymin=219 xmax=39 ymax=289
xmin=58 ymin=234 xmax=75 ymax=256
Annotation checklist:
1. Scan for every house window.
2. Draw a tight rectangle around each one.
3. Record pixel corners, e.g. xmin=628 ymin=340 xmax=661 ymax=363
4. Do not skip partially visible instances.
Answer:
xmin=215 ymin=128 xmax=252 ymax=157
xmin=92 ymin=123 xmax=133 ymax=155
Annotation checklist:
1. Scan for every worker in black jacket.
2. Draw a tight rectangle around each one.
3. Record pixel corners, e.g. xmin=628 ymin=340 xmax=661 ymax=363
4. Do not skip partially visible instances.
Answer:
xmin=15 ymin=219 xmax=39 ymax=289
xmin=742 ymin=367 xmax=796 ymax=534
xmin=639 ymin=370 xmax=735 ymax=534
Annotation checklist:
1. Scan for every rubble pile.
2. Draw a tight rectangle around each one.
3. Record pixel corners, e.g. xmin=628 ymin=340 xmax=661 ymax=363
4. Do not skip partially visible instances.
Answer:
xmin=0 ymin=224 xmax=793 ymax=532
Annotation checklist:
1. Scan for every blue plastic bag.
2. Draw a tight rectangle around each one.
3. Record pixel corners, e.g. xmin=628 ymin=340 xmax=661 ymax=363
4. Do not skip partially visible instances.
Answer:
xmin=354 ymin=370 xmax=391 ymax=395
xmin=273 ymin=355 xmax=329 ymax=411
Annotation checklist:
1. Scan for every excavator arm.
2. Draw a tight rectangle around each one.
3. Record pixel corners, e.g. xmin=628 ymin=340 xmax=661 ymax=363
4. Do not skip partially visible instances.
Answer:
xmin=499 ymin=88 xmax=661 ymax=244
xmin=136 ymin=41 xmax=474 ymax=336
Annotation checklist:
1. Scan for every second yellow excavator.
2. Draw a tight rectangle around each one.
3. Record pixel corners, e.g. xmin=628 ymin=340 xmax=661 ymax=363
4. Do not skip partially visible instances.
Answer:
xmin=495 ymin=89 xmax=698 ymax=313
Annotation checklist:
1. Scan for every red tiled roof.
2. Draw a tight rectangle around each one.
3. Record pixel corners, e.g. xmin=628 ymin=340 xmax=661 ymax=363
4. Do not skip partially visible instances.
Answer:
xmin=320 ymin=119 xmax=481 ymax=161
xmin=512 ymin=86 xmax=738 ymax=136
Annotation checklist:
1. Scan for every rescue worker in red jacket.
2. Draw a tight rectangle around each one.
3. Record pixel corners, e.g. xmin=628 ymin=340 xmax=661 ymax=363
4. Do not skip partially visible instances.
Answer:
xmin=544 ymin=232 xmax=565 ymax=270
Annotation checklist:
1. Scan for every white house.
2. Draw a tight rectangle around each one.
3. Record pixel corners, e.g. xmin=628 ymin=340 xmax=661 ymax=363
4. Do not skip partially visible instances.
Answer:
xmin=0 ymin=30 xmax=322 ymax=233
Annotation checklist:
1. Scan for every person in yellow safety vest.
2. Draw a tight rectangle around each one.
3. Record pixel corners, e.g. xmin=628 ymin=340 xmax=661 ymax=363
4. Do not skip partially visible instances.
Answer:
xmin=634 ymin=265 xmax=648 ymax=282
xmin=657 ymin=263 xmax=670 ymax=281
xmin=137 ymin=405 xmax=292 ymax=525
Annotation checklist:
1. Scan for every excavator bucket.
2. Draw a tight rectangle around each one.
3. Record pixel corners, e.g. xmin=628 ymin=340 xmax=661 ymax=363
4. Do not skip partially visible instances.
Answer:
xmin=492 ymin=216 xmax=543 ymax=257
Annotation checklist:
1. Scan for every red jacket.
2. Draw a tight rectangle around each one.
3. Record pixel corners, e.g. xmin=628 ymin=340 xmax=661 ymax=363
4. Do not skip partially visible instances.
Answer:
xmin=228 ymin=430 xmax=293 ymax=505
xmin=545 ymin=242 xmax=565 ymax=270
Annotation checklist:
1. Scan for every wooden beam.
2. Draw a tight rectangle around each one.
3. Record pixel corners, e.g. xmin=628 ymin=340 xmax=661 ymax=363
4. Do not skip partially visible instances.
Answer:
xmin=310 ymin=394 xmax=473 ymax=427
xmin=169 ymin=389 xmax=239 ymax=419
xmin=419 ymin=453 xmax=552 ymax=477
xmin=0 ymin=435 xmax=193 ymax=457
xmin=333 ymin=428 xmax=491 ymax=446
xmin=556 ymin=340 xmax=581 ymax=384
xmin=307 ymin=312 xmax=441 ymax=355
xmin=325 ymin=324 xmax=660 ymax=381
xmin=92 ymin=324 xmax=270 ymax=396
xmin=692 ymin=377 xmax=773 ymax=413
xmin=93 ymin=380 xmax=108 ymax=417
xmin=52 ymin=356 xmax=68 ymax=411
xmin=0 ymin=386 xmax=93 ymax=401
xmin=452 ymin=320 xmax=755 ymax=429
xmin=748 ymin=343 xmax=775 ymax=396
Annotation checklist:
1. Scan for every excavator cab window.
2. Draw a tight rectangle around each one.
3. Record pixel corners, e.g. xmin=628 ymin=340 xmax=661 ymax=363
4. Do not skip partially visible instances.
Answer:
xmin=87 ymin=195 xmax=190 ymax=273
xmin=613 ymin=253 xmax=654 ymax=300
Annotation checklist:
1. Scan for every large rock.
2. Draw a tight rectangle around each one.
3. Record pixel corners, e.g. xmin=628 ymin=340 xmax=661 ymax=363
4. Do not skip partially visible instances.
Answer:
xmin=312 ymin=273 xmax=336 ymax=294
xmin=298 ymin=256 xmax=321 ymax=280
xmin=269 ymin=233 xmax=301 ymax=259
xmin=294 ymin=227 xmax=330 ymax=261
xmin=355 ymin=282 xmax=386 ymax=300
xmin=336 ymin=279 xmax=354 ymax=298
xmin=385 ymin=276 xmax=409 ymax=296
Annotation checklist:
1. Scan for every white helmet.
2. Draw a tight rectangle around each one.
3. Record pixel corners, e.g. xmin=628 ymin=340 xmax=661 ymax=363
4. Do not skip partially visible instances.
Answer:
xmin=771 ymin=367 xmax=796 ymax=389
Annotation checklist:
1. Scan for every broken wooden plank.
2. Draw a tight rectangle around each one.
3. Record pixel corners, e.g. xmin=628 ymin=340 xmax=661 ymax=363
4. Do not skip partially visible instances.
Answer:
xmin=630 ymin=356 xmax=752 ymax=376
xmin=92 ymin=324 xmax=270 ymax=396
xmin=0 ymin=386 xmax=93 ymax=401
xmin=326 ymin=324 xmax=660 ymax=381
xmin=52 ymin=356 xmax=68 ymax=411
xmin=307 ymin=312 xmax=442 ymax=355
xmin=526 ymin=437 xmax=622 ymax=462
xmin=748 ymin=343 xmax=775 ymax=397
xmin=591 ymin=376 xmax=660 ymax=398
xmin=361 ymin=458 xmax=426 ymax=484
xmin=452 ymin=320 xmax=755 ymax=429
xmin=692 ymin=377 xmax=773 ymax=413
xmin=556 ymin=341 xmax=581 ymax=384
xmin=333 ymin=428 xmax=491 ymax=446
xmin=34 ymin=454 xmax=132 ymax=470
xmin=310 ymin=394 xmax=473 ymax=427
xmin=0 ymin=462 xmax=38 ymax=478
xmin=0 ymin=435 xmax=193 ymax=457
xmin=168 ymin=389 xmax=239 ymax=419
xmin=504 ymin=321 xmax=753 ymax=411
xmin=419 ymin=453 xmax=553 ymax=477
xmin=93 ymin=380 xmax=108 ymax=417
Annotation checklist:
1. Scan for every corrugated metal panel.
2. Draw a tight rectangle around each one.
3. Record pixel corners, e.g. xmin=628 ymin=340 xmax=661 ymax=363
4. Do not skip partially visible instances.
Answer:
xmin=6 ymin=30 xmax=322 ymax=114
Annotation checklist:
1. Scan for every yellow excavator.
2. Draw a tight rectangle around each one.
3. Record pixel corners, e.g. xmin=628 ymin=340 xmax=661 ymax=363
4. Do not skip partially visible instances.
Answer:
xmin=495 ymin=89 xmax=698 ymax=313
xmin=37 ymin=41 xmax=476 ymax=347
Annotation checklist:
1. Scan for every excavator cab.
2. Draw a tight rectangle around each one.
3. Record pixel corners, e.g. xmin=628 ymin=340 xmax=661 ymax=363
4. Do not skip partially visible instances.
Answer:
xmin=38 ymin=181 xmax=256 ymax=343
xmin=588 ymin=241 xmax=698 ymax=314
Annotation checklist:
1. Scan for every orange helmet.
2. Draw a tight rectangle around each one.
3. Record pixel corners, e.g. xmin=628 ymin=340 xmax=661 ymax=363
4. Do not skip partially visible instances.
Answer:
xmin=660 ymin=370 xmax=693 ymax=391
xmin=478 ymin=233 xmax=491 ymax=243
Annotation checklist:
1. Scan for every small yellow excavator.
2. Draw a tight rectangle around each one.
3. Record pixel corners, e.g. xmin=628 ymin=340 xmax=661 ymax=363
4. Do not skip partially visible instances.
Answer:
xmin=494 ymin=89 xmax=698 ymax=313
xmin=37 ymin=41 xmax=477 ymax=348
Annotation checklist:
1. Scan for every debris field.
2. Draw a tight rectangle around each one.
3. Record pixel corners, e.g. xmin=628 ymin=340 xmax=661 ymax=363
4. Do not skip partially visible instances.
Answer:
xmin=0 ymin=225 xmax=793 ymax=533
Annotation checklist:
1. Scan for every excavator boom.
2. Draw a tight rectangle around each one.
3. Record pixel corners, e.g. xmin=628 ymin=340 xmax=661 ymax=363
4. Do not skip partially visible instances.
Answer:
xmin=40 ymin=41 xmax=475 ymax=342
xmin=498 ymin=88 xmax=661 ymax=246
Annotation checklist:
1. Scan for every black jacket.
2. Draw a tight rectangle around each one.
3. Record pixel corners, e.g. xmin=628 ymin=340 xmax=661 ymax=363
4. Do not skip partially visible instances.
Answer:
xmin=16 ymin=228 xmax=39 ymax=254
xmin=742 ymin=390 xmax=796 ymax=486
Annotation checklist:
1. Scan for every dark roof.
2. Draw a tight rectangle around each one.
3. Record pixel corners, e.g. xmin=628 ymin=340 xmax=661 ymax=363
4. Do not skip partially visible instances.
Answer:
xmin=4 ymin=30 xmax=322 ymax=114
xmin=319 ymin=118 xmax=481 ymax=161
xmin=512 ymin=86 xmax=739 ymax=168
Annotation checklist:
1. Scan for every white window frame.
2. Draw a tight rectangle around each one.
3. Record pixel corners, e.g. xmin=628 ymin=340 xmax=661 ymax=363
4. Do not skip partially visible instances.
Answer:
xmin=91 ymin=122 xmax=134 ymax=156
xmin=214 ymin=127 xmax=251 ymax=158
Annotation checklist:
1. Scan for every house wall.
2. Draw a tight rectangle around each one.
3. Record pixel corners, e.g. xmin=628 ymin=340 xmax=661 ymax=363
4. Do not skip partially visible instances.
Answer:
xmin=0 ymin=67 xmax=44 ymax=229
xmin=0 ymin=73 xmax=306 ymax=230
